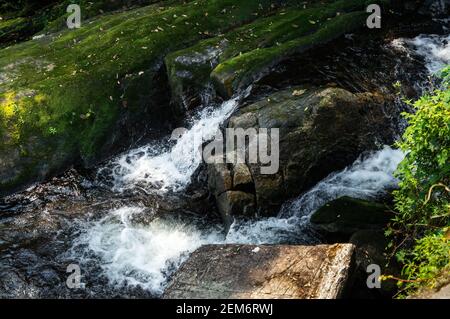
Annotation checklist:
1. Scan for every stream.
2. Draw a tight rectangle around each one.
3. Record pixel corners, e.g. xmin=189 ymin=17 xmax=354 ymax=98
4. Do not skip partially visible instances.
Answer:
xmin=0 ymin=32 xmax=449 ymax=298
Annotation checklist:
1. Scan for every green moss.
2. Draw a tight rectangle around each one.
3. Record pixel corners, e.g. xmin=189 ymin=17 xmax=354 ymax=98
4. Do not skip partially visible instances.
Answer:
xmin=211 ymin=10 xmax=368 ymax=97
xmin=0 ymin=0 xmax=392 ymax=194
xmin=0 ymin=0 xmax=307 ymax=194
xmin=0 ymin=1 xmax=168 ymax=47
xmin=166 ymin=0 xmax=376 ymax=104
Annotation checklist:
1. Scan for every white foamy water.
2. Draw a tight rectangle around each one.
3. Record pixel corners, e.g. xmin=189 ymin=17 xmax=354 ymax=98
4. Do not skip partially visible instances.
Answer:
xmin=73 ymin=207 xmax=222 ymax=295
xmin=392 ymin=34 xmax=450 ymax=74
xmin=71 ymin=29 xmax=448 ymax=297
xmin=99 ymin=96 xmax=240 ymax=193
xmin=76 ymin=146 xmax=404 ymax=295
xmin=225 ymin=146 xmax=404 ymax=244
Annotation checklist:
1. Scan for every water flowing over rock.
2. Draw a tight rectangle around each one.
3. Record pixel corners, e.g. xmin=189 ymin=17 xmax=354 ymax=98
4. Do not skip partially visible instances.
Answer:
xmin=0 ymin=0 xmax=448 ymax=300
xmin=164 ymin=244 xmax=355 ymax=299
xmin=208 ymin=86 xmax=396 ymax=220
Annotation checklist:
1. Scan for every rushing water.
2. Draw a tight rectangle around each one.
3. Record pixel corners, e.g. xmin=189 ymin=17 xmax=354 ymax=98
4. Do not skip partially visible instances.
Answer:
xmin=65 ymin=32 xmax=450 ymax=297
xmin=1 ymin=31 xmax=448 ymax=298
xmin=72 ymin=146 xmax=404 ymax=295
xmin=98 ymin=96 xmax=241 ymax=193
xmin=392 ymin=34 xmax=450 ymax=75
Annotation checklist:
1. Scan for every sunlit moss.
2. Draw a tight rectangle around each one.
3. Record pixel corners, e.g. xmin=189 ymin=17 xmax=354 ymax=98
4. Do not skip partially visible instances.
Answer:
xmin=0 ymin=91 xmax=16 ymax=119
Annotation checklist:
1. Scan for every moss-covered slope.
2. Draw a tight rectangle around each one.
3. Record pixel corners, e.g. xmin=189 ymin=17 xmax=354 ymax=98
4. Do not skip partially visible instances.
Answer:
xmin=0 ymin=0 xmax=378 ymax=195
xmin=166 ymin=0 xmax=382 ymax=108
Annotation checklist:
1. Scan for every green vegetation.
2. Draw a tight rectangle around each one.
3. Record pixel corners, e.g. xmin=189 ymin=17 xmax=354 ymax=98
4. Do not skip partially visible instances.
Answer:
xmin=387 ymin=66 xmax=450 ymax=297
xmin=0 ymin=0 xmax=376 ymax=194
xmin=166 ymin=0 xmax=379 ymax=99
xmin=0 ymin=0 xmax=161 ymax=46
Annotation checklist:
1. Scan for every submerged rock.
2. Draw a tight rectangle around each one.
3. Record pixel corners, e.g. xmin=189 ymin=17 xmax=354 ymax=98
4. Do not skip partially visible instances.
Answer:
xmin=310 ymin=196 xmax=392 ymax=238
xmin=163 ymin=244 xmax=355 ymax=299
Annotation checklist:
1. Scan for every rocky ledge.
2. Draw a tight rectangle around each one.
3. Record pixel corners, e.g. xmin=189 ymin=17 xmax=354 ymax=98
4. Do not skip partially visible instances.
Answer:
xmin=164 ymin=244 xmax=355 ymax=299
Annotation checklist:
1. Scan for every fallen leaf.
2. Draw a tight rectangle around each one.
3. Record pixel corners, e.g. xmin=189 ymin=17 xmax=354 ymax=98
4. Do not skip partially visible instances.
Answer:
xmin=292 ymin=89 xmax=306 ymax=96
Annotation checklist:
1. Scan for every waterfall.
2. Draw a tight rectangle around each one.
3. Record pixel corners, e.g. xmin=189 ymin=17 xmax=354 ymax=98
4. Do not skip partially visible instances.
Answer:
xmin=70 ymin=33 xmax=449 ymax=297
xmin=72 ymin=146 xmax=403 ymax=296
xmin=98 ymin=96 xmax=241 ymax=193
xmin=392 ymin=34 xmax=450 ymax=74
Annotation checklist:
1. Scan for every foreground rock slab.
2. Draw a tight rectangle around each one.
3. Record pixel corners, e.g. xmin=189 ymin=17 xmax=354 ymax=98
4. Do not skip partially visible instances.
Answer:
xmin=164 ymin=244 xmax=355 ymax=299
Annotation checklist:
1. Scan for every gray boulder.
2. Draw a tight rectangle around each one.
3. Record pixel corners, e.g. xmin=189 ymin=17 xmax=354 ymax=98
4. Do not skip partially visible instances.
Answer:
xmin=208 ymin=87 xmax=395 ymax=221
xmin=164 ymin=244 xmax=355 ymax=299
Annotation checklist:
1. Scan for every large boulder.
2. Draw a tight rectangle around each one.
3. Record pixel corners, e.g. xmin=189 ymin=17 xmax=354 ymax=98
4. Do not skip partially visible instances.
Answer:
xmin=208 ymin=87 xmax=395 ymax=219
xmin=310 ymin=196 xmax=392 ymax=238
xmin=163 ymin=244 xmax=355 ymax=299
xmin=165 ymin=0 xmax=382 ymax=109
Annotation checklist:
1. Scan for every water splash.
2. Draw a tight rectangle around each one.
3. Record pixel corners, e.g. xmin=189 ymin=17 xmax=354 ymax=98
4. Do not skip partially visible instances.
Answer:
xmin=392 ymin=34 xmax=450 ymax=74
xmin=226 ymin=146 xmax=404 ymax=245
xmin=72 ymin=207 xmax=223 ymax=295
xmin=98 ymin=96 xmax=240 ymax=193
xmin=75 ymin=146 xmax=403 ymax=295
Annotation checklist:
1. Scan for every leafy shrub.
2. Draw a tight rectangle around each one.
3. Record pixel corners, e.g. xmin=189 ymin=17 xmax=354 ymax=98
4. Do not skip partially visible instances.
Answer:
xmin=389 ymin=66 xmax=450 ymax=296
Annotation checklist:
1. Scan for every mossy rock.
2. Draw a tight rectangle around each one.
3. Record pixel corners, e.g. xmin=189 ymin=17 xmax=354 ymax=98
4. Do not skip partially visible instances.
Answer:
xmin=166 ymin=0 xmax=389 ymax=107
xmin=0 ymin=0 xmax=392 ymax=195
xmin=211 ymin=0 xmax=389 ymax=98
xmin=310 ymin=196 xmax=393 ymax=236
xmin=0 ymin=1 xmax=163 ymax=47
xmin=0 ymin=0 xmax=305 ymax=195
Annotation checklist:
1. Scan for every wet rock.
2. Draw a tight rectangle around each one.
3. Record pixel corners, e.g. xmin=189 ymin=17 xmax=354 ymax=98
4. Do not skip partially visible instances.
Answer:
xmin=233 ymin=163 xmax=253 ymax=190
xmin=310 ymin=197 xmax=392 ymax=238
xmin=0 ymin=269 xmax=39 ymax=298
xmin=347 ymin=230 xmax=399 ymax=298
xmin=208 ymin=87 xmax=395 ymax=219
xmin=165 ymin=39 xmax=228 ymax=111
xmin=211 ymin=9 xmax=370 ymax=98
xmin=350 ymin=230 xmax=389 ymax=272
xmin=392 ymin=1 xmax=449 ymax=19
xmin=163 ymin=244 xmax=355 ymax=299
xmin=164 ymin=1 xmax=374 ymax=107
xmin=217 ymin=191 xmax=255 ymax=229
xmin=416 ymin=0 xmax=449 ymax=17
xmin=207 ymin=163 xmax=232 ymax=196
